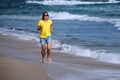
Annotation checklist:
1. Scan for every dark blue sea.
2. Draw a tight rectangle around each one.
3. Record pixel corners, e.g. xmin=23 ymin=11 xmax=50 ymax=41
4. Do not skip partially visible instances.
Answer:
xmin=0 ymin=0 xmax=120 ymax=64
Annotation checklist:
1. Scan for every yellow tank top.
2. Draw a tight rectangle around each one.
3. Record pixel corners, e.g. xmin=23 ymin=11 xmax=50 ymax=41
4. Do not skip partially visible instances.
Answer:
xmin=38 ymin=19 xmax=52 ymax=38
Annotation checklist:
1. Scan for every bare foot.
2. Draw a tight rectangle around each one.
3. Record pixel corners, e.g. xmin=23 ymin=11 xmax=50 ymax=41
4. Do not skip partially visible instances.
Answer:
xmin=42 ymin=60 xmax=45 ymax=63
xmin=48 ymin=58 xmax=52 ymax=62
xmin=42 ymin=59 xmax=45 ymax=63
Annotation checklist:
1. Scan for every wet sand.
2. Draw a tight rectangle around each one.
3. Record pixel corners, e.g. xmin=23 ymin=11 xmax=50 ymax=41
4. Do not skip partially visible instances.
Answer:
xmin=0 ymin=57 xmax=51 ymax=80
xmin=0 ymin=34 xmax=120 ymax=80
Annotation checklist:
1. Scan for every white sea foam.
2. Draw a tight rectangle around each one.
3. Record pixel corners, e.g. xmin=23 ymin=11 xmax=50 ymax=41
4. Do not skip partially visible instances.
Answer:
xmin=0 ymin=28 xmax=120 ymax=64
xmin=60 ymin=44 xmax=120 ymax=64
xmin=49 ymin=12 xmax=120 ymax=31
xmin=0 ymin=28 xmax=39 ymax=41
xmin=26 ymin=0 xmax=120 ymax=5
xmin=1 ymin=12 xmax=120 ymax=30
xmin=0 ymin=15 xmax=39 ymax=20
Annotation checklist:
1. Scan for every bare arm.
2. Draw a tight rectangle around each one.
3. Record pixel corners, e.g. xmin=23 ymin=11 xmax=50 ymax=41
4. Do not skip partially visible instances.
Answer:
xmin=50 ymin=24 xmax=53 ymax=32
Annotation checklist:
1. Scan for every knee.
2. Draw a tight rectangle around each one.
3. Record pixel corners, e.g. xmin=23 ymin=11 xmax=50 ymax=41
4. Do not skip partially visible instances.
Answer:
xmin=42 ymin=47 xmax=46 ymax=51
xmin=47 ymin=47 xmax=51 ymax=51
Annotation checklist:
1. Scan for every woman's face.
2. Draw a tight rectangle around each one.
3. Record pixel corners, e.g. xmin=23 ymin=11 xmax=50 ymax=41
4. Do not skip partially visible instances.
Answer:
xmin=43 ymin=13 xmax=49 ymax=20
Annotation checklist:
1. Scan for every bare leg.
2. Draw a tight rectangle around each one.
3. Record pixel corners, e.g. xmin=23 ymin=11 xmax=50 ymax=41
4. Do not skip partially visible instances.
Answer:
xmin=41 ymin=44 xmax=46 ymax=63
xmin=47 ymin=42 xmax=52 ymax=62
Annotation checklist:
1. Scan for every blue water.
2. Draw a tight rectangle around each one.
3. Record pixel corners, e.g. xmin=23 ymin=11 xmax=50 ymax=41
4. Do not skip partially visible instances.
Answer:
xmin=0 ymin=0 xmax=120 ymax=64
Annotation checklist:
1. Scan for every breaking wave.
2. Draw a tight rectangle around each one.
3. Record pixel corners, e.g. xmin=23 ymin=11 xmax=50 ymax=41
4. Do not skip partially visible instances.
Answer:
xmin=26 ymin=0 xmax=120 ymax=5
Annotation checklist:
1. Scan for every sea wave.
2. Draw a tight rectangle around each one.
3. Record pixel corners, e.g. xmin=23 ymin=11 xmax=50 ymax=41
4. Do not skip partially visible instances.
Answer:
xmin=26 ymin=0 xmax=120 ymax=5
xmin=0 ymin=28 xmax=120 ymax=64
xmin=0 ymin=15 xmax=39 ymax=20
xmin=1 ymin=12 xmax=120 ymax=31
xmin=0 ymin=28 xmax=39 ymax=41
xmin=49 ymin=12 xmax=120 ymax=31
xmin=60 ymin=44 xmax=120 ymax=64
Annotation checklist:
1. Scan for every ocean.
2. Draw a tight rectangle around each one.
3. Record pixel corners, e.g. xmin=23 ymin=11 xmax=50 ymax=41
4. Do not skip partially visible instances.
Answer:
xmin=0 ymin=0 xmax=120 ymax=64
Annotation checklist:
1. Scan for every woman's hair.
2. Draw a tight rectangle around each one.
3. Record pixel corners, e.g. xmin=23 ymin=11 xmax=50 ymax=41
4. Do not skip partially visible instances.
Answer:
xmin=42 ymin=11 xmax=49 ymax=20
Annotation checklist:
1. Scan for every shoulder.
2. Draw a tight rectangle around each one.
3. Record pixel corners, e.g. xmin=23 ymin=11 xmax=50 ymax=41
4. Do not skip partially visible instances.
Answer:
xmin=39 ymin=19 xmax=43 ymax=22
xmin=38 ymin=20 xmax=44 ymax=24
xmin=48 ymin=19 xmax=53 ymax=24
xmin=38 ymin=20 xmax=43 ymax=26
xmin=49 ymin=19 xmax=52 ymax=22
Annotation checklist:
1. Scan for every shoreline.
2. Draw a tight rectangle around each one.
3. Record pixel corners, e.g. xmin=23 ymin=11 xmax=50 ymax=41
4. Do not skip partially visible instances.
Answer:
xmin=0 ymin=34 xmax=120 ymax=80
xmin=0 ymin=34 xmax=120 ymax=67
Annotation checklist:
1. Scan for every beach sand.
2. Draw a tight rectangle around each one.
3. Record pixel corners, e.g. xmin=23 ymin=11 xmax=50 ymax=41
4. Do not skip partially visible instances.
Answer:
xmin=0 ymin=34 xmax=120 ymax=80
xmin=0 ymin=57 xmax=51 ymax=80
xmin=0 ymin=34 xmax=51 ymax=80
